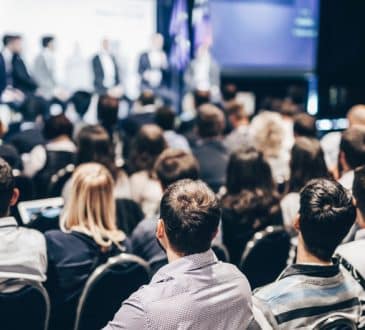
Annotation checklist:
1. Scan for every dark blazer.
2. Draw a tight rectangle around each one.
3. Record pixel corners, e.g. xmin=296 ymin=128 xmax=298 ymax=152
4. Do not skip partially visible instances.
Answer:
xmin=192 ymin=139 xmax=229 ymax=193
xmin=5 ymin=123 xmax=45 ymax=154
xmin=12 ymin=54 xmax=38 ymax=93
xmin=0 ymin=53 xmax=6 ymax=96
xmin=138 ymin=52 xmax=167 ymax=89
xmin=91 ymin=54 xmax=120 ymax=94
xmin=45 ymin=230 xmax=130 ymax=330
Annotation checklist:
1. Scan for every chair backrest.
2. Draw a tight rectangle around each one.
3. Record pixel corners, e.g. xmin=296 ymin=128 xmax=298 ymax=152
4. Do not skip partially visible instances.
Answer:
xmin=74 ymin=253 xmax=151 ymax=330
xmin=239 ymin=226 xmax=291 ymax=289
xmin=48 ymin=163 xmax=75 ymax=197
xmin=314 ymin=315 xmax=357 ymax=330
xmin=0 ymin=279 xmax=50 ymax=330
xmin=212 ymin=243 xmax=230 ymax=262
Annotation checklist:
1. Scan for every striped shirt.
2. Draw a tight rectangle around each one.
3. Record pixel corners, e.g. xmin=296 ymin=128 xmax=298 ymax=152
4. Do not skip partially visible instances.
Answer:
xmin=253 ymin=263 xmax=365 ymax=329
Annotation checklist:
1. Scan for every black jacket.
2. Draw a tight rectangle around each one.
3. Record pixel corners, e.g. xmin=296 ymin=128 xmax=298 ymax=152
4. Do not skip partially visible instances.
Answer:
xmin=91 ymin=54 xmax=120 ymax=94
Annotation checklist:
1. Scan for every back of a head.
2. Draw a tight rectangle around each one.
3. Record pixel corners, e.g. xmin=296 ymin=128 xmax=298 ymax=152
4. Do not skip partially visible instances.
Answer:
xmin=340 ymin=126 xmax=365 ymax=169
xmin=289 ymin=137 xmax=328 ymax=192
xmin=280 ymin=100 xmax=301 ymax=118
xmin=160 ymin=179 xmax=220 ymax=255
xmin=250 ymin=111 xmax=284 ymax=157
xmin=197 ymin=104 xmax=225 ymax=138
xmin=353 ymin=165 xmax=365 ymax=219
xmin=193 ymin=89 xmax=211 ymax=108
xmin=130 ymin=124 xmax=166 ymax=172
xmin=20 ymin=95 xmax=47 ymax=122
xmin=226 ymin=147 xmax=274 ymax=194
xmin=293 ymin=113 xmax=317 ymax=138
xmin=70 ymin=91 xmax=92 ymax=118
xmin=43 ymin=113 xmax=73 ymax=141
xmin=226 ymin=103 xmax=248 ymax=121
xmin=155 ymin=106 xmax=175 ymax=131
xmin=62 ymin=163 xmax=123 ymax=247
xmin=97 ymin=95 xmax=119 ymax=128
xmin=221 ymin=83 xmax=237 ymax=102
xmin=299 ymin=179 xmax=356 ymax=261
xmin=155 ymin=149 xmax=199 ymax=189
xmin=347 ymin=105 xmax=365 ymax=127
xmin=139 ymin=90 xmax=155 ymax=106
xmin=0 ymin=158 xmax=15 ymax=217
xmin=76 ymin=125 xmax=116 ymax=177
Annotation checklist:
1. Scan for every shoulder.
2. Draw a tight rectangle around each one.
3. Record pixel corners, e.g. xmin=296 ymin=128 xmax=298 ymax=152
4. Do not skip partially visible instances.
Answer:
xmin=18 ymin=226 xmax=46 ymax=246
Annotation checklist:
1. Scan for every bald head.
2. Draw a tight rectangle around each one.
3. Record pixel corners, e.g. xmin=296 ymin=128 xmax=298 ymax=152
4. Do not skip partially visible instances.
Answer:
xmin=347 ymin=105 xmax=365 ymax=127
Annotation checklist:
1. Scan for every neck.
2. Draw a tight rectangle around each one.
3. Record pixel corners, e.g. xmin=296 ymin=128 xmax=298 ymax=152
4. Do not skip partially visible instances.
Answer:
xmin=166 ymin=248 xmax=185 ymax=263
xmin=233 ymin=119 xmax=248 ymax=128
xmin=52 ymin=135 xmax=71 ymax=143
xmin=296 ymin=236 xmax=332 ymax=266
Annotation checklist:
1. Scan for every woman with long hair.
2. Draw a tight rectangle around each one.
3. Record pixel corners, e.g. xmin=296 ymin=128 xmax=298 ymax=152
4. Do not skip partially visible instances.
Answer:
xmin=45 ymin=163 xmax=130 ymax=329
xmin=281 ymin=137 xmax=329 ymax=227
xmin=221 ymin=147 xmax=282 ymax=265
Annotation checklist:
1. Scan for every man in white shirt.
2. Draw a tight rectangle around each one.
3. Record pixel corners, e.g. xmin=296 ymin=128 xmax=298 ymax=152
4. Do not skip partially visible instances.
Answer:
xmin=0 ymin=158 xmax=47 ymax=284
xmin=91 ymin=38 xmax=121 ymax=96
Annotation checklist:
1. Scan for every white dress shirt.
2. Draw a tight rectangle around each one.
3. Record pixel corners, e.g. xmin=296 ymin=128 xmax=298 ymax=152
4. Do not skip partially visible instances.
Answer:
xmin=0 ymin=217 xmax=47 ymax=282
xmin=99 ymin=52 xmax=116 ymax=89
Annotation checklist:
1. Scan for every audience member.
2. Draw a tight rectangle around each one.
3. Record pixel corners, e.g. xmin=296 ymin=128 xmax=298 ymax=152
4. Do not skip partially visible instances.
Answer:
xmin=338 ymin=126 xmax=365 ymax=190
xmin=192 ymin=104 xmax=228 ymax=192
xmin=155 ymin=105 xmax=190 ymax=151
xmin=129 ymin=124 xmax=166 ymax=217
xmin=221 ymin=148 xmax=282 ymax=265
xmin=336 ymin=165 xmax=365 ymax=283
xmin=254 ymin=179 xmax=365 ymax=329
xmin=0 ymin=158 xmax=46 ymax=285
xmin=321 ymin=104 xmax=365 ymax=175
xmin=62 ymin=124 xmax=131 ymax=201
xmin=104 ymin=179 xmax=256 ymax=330
xmin=249 ymin=111 xmax=290 ymax=185
xmin=223 ymin=103 xmax=250 ymax=153
xmin=279 ymin=99 xmax=300 ymax=154
xmin=281 ymin=137 xmax=329 ymax=227
xmin=22 ymin=113 xmax=76 ymax=179
xmin=293 ymin=112 xmax=317 ymax=138
xmin=6 ymin=95 xmax=46 ymax=154
xmin=45 ymin=163 xmax=130 ymax=329
xmin=97 ymin=94 xmax=119 ymax=135
xmin=131 ymin=148 xmax=200 ymax=271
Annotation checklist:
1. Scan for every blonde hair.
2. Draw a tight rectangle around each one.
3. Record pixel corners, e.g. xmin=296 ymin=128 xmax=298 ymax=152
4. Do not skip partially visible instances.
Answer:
xmin=61 ymin=163 xmax=125 ymax=248
xmin=249 ymin=111 xmax=285 ymax=158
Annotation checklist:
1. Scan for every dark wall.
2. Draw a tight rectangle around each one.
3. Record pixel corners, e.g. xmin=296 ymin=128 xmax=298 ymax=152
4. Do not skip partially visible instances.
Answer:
xmin=317 ymin=0 xmax=365 ymax=118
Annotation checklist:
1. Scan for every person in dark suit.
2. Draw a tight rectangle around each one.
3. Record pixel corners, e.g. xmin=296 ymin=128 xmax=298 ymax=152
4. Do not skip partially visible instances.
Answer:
xmin=192 ymin=104 xmax=229 ymax=192
xmin=91 ymin=38 xmax=120 ymax=95
xmin=8 ymin=35 xmax=38 ymax=94
xmin=0 ymin=47 xmax=6 ymax=97
xmin=5 ymin=95 xmax=47 ymax=154
xmin=138 ymin=34 xmax=168 ymax=91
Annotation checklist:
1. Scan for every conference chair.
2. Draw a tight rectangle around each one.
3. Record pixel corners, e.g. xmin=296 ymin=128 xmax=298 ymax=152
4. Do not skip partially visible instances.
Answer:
xmin=47 ymin=163 xmax=75 ymax=197
xmin=212 ymin=243 xmax=230 ymax=262
xmin=74 ymin=253 xmax=151 ymax=330
xmin=314 ymin=315 xmax=357 ymax=330
xmin=0 ymin=279 xmax=50 ymax=330
xmin=239 ymin=226 xmax=292 ymax=289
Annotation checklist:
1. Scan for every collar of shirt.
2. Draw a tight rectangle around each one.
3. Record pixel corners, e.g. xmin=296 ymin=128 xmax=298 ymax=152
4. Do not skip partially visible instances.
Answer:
xmin=278 ymin=263 xmax=340 ymax=280
xmin=46 ymin=139 xmax=76 ymax=152
xmin=20 ymin=121 xmax=37 ymax=131
xmin=0 ymin=217 xmax=18 ymax=229
xmin=151 ymin=249 xmax=218 ymax=283
xmin=355 ymin=228 xmax=365 ymax=241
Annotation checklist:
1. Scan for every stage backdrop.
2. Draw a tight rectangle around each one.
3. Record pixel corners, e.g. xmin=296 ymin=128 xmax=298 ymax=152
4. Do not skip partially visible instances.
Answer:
xmin=0 ymin=0 xmax=156 ymax=97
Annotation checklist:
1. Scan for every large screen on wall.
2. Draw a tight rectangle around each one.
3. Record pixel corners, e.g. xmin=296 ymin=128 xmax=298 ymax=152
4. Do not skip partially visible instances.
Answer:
xmin=210 ymin=0 xmax=319 ymax=75
xmin=0 ymin=0 xmax=156 ymax=96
